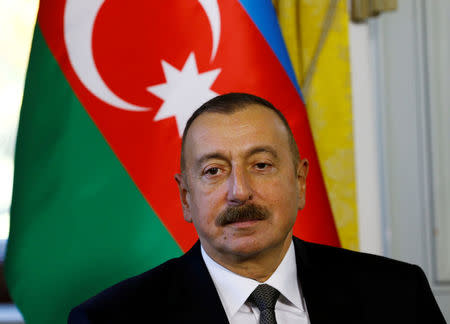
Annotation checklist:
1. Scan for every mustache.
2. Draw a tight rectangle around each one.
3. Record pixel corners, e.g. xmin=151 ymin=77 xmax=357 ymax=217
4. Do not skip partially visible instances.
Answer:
xmin=215 ymin=204 xmax=270 ymax=226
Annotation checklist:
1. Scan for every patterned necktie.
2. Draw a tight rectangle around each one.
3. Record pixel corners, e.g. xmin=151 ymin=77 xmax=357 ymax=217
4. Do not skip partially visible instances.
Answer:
xmin=248 ymin=284 xmax=280 ymax=324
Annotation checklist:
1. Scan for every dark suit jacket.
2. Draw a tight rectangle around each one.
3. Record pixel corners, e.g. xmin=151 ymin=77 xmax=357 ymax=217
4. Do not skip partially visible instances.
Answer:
xmin=68 ymin=237 xmax=445 ymax=323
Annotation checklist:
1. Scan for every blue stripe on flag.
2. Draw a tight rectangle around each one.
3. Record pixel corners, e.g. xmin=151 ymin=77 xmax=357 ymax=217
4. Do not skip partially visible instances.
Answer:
xmin=238 ymin=0 xmax=302 ymax=98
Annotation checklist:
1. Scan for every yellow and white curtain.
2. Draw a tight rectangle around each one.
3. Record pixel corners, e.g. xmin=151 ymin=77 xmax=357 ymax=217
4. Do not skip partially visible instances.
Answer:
xmin=274 ymin=0 xmax=358 ymax=250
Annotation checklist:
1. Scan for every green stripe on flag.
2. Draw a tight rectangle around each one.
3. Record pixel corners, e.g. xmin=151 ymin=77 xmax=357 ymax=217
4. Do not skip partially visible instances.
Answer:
xmin=5 ymin=25 xmax=182 ymax=324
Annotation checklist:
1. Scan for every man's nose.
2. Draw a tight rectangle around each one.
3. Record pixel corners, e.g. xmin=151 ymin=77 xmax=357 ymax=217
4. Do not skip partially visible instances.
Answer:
xmin=227 ymin=167 xmax=253 ymax=205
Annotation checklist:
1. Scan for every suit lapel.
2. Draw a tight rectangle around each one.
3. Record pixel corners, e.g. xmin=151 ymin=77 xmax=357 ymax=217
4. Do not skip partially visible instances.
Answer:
xmin=178 ymin=242 xmax=229 ymax=324
xmin=293 ymin=237 xmax=362 ymax=324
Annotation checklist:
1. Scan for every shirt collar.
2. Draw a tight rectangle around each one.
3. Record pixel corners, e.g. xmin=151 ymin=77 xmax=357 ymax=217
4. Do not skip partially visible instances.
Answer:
xmin=265 ymin=241 xmax=304 ymax=311
xmin=201 ymin=241 xmax=304 ymax=319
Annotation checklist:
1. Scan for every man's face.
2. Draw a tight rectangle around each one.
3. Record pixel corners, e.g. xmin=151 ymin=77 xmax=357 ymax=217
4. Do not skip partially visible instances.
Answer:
xmin=175 ymin=105 xmax=308 ymax=262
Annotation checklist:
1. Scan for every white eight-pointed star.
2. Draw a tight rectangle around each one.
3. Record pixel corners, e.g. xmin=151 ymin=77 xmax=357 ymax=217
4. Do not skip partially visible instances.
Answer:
xmin=147 ymin=52 xmax=221 ymax=137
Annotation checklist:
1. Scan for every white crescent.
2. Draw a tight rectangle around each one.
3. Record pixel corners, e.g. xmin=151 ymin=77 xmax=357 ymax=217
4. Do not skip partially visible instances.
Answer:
xmin=63 ymin=0 xmax=221 ymax=112
xmin=199 ymin=0 xmax=221 ymax=61
xmin=64 ymin=0 xmax=148 ymax=111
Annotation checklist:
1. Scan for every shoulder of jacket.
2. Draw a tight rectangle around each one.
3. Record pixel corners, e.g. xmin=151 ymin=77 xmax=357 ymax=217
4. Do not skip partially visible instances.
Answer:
xmin=294 ymin=236 xmax=417 ymax=273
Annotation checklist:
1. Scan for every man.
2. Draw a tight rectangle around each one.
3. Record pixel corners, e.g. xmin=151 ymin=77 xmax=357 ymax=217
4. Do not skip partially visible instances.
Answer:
xmin=69 ymin=93 xmax=445 ymax=324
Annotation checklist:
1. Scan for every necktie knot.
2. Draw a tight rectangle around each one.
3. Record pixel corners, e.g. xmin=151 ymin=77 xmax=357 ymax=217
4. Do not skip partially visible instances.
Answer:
xmin=248 ymin=284 xmax=280 ymax=324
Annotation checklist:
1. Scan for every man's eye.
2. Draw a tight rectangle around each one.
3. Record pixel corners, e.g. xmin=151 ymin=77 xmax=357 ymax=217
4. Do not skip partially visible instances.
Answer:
xmin=205 ymin=167 xmax=220 ymax=175
xmin=255 ymin=163 xmax=270 ymax=170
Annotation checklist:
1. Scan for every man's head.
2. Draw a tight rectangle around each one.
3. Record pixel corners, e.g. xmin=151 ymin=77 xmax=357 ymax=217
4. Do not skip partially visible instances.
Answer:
xmin=175 ymin=93 xmax=309 ymax=264
xmin=180 ymin=93 xmax=300 ymax=172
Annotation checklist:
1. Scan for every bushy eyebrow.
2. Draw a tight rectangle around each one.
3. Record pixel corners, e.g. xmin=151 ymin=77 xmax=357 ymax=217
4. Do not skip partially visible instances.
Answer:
xmin=195 ymin=146 xmax=279 ymax=170
xmin=246 ymin=146 xmax=279 ymax=161
xmin=195 ymin=153 xmax=229 ymax=170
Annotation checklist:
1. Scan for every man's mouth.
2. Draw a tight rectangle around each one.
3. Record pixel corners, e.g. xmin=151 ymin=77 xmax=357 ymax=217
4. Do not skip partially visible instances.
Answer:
xmin=215 ymin=204 xmax=270 ymax=226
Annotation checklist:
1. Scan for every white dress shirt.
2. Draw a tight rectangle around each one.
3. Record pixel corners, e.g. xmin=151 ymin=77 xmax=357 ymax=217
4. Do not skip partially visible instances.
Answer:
xmin=201 ymin=242 xmax=310 ymax=324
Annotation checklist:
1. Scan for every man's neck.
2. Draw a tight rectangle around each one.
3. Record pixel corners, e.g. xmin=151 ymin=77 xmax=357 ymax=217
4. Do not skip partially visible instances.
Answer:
xmin=201 ymin=236 xmax=293 ymax=282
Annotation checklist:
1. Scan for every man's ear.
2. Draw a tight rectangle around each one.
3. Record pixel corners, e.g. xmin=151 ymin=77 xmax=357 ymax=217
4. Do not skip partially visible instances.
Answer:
xmin=174 ymin=173 xmax=192 ymax=223
xmin=297 ymin=159 xmax=309 ymax=210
